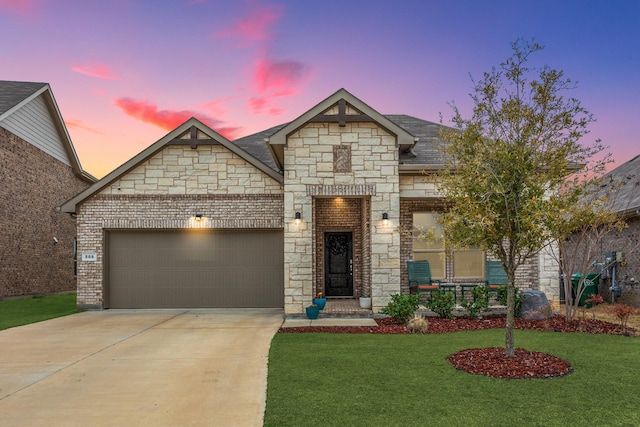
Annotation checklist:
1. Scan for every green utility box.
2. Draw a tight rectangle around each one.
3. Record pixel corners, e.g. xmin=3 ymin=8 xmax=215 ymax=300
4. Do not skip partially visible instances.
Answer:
xmin=571 ymin=273 xmax=600 ymax=306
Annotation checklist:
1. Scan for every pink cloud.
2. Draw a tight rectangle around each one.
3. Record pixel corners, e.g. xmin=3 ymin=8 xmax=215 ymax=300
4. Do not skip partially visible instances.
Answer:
xmin=253 ymin=59 xmax=310 ymax=93
xmin=72 ymin=63 xmax=118 ymax=80
xmin=247 ymin=96 xmax=284 ymax=116
xmin=0 ymin=0 xmax=39 ymax=17
xmin=268 ymin=106 xmax=284 ymax=116
xmin=202 ymin=95 xmax=243 ymax=117
xmin=214 ymin=1 xmax=283 ymax=47
xmin=65 ymin=119 xmax=102 ymax=134
xmin=246 ymin=58 xmax=311 ymax=115
xmin=114 ymin=97 xmax=241 ymax=139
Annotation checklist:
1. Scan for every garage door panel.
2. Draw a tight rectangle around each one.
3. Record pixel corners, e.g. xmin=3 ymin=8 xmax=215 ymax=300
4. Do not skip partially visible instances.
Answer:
xmin=107 ymin=230 xmax=283 ymax=308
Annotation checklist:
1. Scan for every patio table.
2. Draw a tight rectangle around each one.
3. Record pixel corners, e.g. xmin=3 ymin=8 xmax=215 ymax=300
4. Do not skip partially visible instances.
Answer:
xmin=459 ymin=283 xmax=480 ymax=301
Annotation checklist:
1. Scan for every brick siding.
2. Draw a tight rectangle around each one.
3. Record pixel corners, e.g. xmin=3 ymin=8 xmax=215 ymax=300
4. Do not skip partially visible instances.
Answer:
xmin=400 ymin=198 xmax=541 ymax=295
xmin=313 ymin=197 xmax=369 ymax=298
xmin=597 ymin=215 xmax=640 ymax=307
xmin=76 ymin=194 xmax=284 ymax=308
xmin=0 ymin=128 xmax=90 ymax=298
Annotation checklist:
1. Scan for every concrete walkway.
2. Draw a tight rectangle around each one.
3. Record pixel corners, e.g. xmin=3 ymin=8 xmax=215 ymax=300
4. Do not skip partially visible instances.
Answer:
xmin=281 ymin=317 xmax=377 ymax=328
xmin=0 ymin=309 xmax=283 ymax=427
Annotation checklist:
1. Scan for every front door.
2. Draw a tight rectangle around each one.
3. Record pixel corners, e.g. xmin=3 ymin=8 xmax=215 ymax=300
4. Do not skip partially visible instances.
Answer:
xmin=324 ymin=232 xmax=353 ymax=297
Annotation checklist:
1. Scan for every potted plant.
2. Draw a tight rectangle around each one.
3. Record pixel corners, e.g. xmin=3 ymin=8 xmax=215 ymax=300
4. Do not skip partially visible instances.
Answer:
xmin=359 ymin=291 xmax=372 ymax=309
xmin=312 ymin=292 xmax=326 ymax=310
xmin=305 ymin=303 xmax=320 ymax=319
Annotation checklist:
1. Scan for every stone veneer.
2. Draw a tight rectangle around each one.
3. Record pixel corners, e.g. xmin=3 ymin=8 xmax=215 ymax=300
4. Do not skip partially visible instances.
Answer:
xmin=75 ymin=144 xmax=283 ymax=308
xmin=283 ymin=120 xmax=400 ymax=314
xmin=103 ymin=145 xmax=283 ymax=195
xmin=0 ymin=128 xmax=90 ymax=298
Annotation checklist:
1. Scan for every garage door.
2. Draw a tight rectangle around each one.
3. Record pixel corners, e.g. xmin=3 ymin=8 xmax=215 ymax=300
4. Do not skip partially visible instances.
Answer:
xmin=106 ymin=230 xmax=283 ymax=308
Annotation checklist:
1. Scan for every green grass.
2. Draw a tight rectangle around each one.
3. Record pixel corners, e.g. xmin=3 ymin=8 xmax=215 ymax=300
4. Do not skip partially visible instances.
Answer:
xmin=0 ymin=293 xmax=79 ymax=331
xmin=265 ymin=330 xmax=640 ymax=426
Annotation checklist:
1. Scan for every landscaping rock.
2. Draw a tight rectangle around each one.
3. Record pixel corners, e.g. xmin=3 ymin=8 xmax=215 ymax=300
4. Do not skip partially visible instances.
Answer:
xmin=520 ymin=290 xmax=552 ymax=320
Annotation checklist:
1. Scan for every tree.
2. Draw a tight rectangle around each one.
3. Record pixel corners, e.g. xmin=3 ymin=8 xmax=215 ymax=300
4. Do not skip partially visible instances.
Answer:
xmin=546 ymin=172 xmax=627 ymax=320
xmin=439 ymin=39 xmax=608 ymax=357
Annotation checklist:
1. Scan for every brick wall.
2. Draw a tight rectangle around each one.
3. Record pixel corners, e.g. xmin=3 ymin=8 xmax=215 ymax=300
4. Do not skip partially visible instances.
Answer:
xmin=75 ymin=139 xmax=285 ymax=308
xmin=76 ymin=194 xmax=284 ymax=308
xmin=0 ymin=128 xmax=90 ymax=298
xmin=399 ymin=197 xmax=543 ymax=295
xmin=313 ymin=197 xmax=368 ymax=297
xmin=597 ymin=215 xmax=640 ymax=307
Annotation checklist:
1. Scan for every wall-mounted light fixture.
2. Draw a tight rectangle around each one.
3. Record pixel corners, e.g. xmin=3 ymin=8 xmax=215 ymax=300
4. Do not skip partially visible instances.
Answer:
xmin=382 ymin=212 xmax=389 ymax=225
xmin=295 ymin=211 xmax=301 ymax=224
xmin=194 ymin=214 xmax=204 ymax=221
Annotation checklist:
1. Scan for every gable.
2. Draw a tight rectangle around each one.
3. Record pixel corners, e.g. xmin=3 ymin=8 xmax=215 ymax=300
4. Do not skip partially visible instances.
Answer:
xmin=0 ymin=81 xmax=93 ymax=182
xmin=266 ymin=89 xmax=416 ymax=170
xmin=0 ymin=94 xmax=72 ymax=166
xmin=61 ymin=118 xmax=283 ymax=213
xmin=99 ymin=144 xmax=283 ymax=196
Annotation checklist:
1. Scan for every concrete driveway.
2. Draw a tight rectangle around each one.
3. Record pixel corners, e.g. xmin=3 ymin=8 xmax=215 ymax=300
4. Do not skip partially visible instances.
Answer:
xmin=0 ymin=309 xmax=283 ymax=427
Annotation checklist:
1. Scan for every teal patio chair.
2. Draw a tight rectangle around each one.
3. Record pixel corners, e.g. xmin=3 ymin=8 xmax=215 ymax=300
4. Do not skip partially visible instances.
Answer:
xmin=485 ymin=260 xmax=508 ymax=301
xmin=407 ymin=260 xmax=441 ymax=301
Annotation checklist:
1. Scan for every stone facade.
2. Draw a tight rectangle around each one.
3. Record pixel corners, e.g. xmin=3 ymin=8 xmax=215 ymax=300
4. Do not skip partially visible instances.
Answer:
xmin=103 ymin=145 xmax=282 ymax=195
xmin=68 ymin=91 xmax=560 ymax=313
xmin=0 ymin=128 xmax=90 ymax=298
xmin=75 ymin=144 xmax=283 ymax=309
xmin=283 ymin=121 xmax=400 ymax=314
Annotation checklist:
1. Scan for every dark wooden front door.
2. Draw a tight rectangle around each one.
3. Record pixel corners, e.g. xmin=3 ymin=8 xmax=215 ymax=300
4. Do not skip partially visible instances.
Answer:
xmin=324 ymin=232 xmax=353 ymax=297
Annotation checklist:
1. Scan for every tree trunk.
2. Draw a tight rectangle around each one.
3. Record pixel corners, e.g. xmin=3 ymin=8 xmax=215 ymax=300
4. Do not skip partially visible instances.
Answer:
xmin=505 ymin=281 xmax=516 ymax=357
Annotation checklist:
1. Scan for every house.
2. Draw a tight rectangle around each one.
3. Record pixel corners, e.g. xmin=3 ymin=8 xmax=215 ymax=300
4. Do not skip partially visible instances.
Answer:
xmin=0 ymin=81 xmax=94 ymax=299
xmin=61 ymin=89 xmax=559 ymax=313
xmin=594 ymin=154 xmax=640 ymax=306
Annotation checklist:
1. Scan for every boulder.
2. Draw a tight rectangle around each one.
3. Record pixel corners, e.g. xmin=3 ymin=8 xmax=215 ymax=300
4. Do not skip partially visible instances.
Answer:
xmin=520 ymin=290 xmax=552 ymax=320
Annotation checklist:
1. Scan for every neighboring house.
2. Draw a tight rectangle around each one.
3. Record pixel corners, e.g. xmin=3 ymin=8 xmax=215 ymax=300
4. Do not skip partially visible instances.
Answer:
xmin=0 ymin=81 xmax=95 ymax=298
xmin=594 ymin=154 xmax=640 ymax=306
xmin=61 ymin=89 xmax=559 ymax=313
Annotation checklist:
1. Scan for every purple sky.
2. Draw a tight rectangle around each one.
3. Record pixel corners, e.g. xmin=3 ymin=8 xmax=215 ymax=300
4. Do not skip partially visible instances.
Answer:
xmin=2 ymin=0 xmax=638 ymax=178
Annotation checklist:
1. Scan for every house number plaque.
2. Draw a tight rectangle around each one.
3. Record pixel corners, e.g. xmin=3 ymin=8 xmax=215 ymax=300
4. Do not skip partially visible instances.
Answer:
xmin=81 ymin=253 xmax=98 ymax=262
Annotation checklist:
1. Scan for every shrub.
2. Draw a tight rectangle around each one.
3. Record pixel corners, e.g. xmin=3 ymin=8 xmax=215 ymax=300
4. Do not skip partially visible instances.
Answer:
xmin=379 ymin=294 xmax=419 ymax=324
xmin=608 ymin=304 xmax=638 ymax=330
xmin=461 ymin=286 xmax=489 ymax=318
xmin=497 ymin=286 xmax=523 ymax=317
xmin=406 ymin=316 xmax=429 ymax=333
xmin=425 ymin=290 xmax=456 ymax=319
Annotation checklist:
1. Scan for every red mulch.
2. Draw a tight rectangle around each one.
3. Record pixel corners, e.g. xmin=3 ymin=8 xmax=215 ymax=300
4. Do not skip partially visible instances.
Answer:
xmin=447 ymin=347 xmax=573 ymax=379
xmin=279 ymin=315 xmax=636 ymax=380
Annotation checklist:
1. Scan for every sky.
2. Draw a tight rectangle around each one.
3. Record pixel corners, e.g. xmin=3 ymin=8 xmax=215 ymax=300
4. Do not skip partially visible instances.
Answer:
xmin=2 ymin=0 xmax=638 ymax=179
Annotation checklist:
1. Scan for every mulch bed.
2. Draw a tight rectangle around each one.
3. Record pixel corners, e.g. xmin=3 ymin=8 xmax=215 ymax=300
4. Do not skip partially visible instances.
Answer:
xmin=279 ymin=315 xmax=636 ymax=379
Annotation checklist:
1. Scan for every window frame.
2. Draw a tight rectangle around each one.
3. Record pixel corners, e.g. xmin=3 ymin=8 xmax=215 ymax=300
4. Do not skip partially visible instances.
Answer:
xmin=411 ymin=212 xmax=485 ymax=280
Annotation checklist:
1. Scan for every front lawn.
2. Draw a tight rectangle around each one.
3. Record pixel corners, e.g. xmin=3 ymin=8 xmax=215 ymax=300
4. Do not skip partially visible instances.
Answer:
xmin=0 ymin=293 xmax=79 ymax=331
xmin=265 ymin=330 xmax=639 ymax=426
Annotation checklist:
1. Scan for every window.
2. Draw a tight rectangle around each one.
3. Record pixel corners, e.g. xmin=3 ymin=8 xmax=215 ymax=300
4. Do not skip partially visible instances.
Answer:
xmin=412 ymin=213 xmax=446 ymax=279
xmin=453 ymin=249 xmax=485 ymax=279
xmin=412 ymin=212 xmax=485 ymax=279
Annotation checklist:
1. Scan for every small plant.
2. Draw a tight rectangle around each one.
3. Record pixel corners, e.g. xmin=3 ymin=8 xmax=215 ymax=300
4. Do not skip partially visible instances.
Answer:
xmin=583 ymin=294 xmax=604 ymax=319
xmin=608 ymin=304 xmax=638 ymax=331
xmin=379 ymin=294 xmax=419 ymax=324
xmin=406 ymin=316 xmax=429 ymax=333
xmin=425 ymin=290 xmax=456 ymax=319
xmin=461 ymin=286 xmax=489 ymax=318
xmin=497 ymin=286 xmax=523 ymax=317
